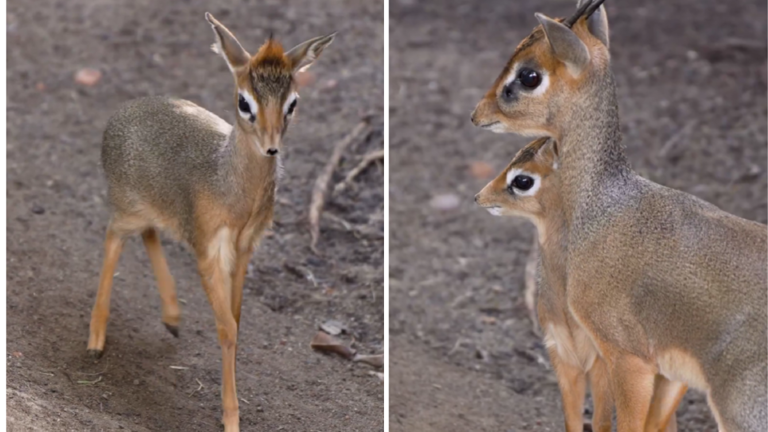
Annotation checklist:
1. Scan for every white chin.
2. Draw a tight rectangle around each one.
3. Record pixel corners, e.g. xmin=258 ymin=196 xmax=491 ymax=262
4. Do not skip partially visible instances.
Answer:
xmin=486 ymin=207 xmax=503 ymax=216
xmin=488 ymin=123 xmax=509 ymax=134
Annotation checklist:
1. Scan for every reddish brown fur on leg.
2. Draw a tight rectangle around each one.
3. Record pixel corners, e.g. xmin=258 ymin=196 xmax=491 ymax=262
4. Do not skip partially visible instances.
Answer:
xmin=588 ymin=358 xmax=614 ymax=432
xmin=606 ymin=351 xmax=656 ymax=432
xmin=230 ymin=248 xmax=253 ymax=329
xmin=549 ymin=347 xmax=588 ymax=432
xmin=646 ymin=377 xmax=687 ymax=432
xmin=87 ymin=227 xmax=125 ymax=356
xmin=197 ymin=240 xmax=240 ymax=431
xmin=142 ymin=228 xmax=181 ymax=335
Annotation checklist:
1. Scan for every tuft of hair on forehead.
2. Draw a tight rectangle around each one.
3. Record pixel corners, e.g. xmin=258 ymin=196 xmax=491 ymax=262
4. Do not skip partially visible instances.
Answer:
xmin=251 ymin=38 xmax=290 ymax=72
xmin=248 ymin=37 xmax=293 ymax=99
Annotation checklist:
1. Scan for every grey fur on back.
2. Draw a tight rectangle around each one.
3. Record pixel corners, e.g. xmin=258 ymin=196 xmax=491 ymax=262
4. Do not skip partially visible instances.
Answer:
xmin=102 ymin=96 xmax=258 ymax=245
xmin=557 ymin=66 xmax=767 ymax=431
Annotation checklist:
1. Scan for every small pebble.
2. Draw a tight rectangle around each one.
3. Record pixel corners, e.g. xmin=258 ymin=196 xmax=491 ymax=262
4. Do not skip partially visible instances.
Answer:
xmin=31 ymin=205 xmax=45 ymax=215
xmin=133 ymin=379 xmax=140 ymax=385
xmin=75 ymin=68 xmax=102 ymax=86
xmin=469 ymin=161 xmax=495 ymax=179
xmin=429 ymin=193 xmax=460 ymax=210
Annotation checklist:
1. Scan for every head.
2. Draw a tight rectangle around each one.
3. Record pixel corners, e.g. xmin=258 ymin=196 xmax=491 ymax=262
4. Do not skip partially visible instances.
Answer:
xmin=475 ymin=137 xmax=560 ymax=223
xmin=206 ymin=13 xmax=335 ymax=157
xmin=470 ymin=0 xmax=610 ymax=138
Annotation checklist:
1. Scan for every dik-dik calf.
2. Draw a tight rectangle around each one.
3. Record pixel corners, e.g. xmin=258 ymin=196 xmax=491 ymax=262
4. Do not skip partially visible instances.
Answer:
xmin=88 ymin=13 xmax=334 ymax=431
xmin=475 ymin=138 xmax=685 ymax=432
xmin=471 ymin=1 xmax=767 ymax=431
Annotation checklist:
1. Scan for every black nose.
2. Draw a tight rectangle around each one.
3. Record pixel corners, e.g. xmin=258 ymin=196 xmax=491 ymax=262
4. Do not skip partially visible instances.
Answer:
xmin=470 ymin=111 xmax=477 ymax=125
xmin=474 ymin=194 xmax=479 ymax=203
xmin=266 ymin=148 xmax=278 ymax=156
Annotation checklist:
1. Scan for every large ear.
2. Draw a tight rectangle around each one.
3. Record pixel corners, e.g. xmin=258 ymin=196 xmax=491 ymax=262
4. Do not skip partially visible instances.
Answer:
xmin=534 ymin=138 xmax=560 ymax=167
xmin=586 ymin=5 xmax=609 ymax=48
xmin=535 ymin=13 xmax=590 ymax=77
xmin=205 ymin=12 xmax=250 ymax=72
xmin=285 ymin=33 xmax=336 ymax=73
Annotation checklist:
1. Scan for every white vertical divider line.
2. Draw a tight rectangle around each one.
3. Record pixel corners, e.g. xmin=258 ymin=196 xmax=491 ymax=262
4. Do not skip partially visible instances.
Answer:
xmin=1 ymin=0 xmax=8 ymax=415
xmin=383 ymin=0 xmax=390 ymax=428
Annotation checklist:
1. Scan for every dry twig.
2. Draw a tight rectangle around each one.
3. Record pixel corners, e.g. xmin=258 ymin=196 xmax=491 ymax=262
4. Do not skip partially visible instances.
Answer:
xmin=189 ymin=378 xmax=204 ymax=396
xmin=322 ymin=213 xmax=383 ymax=240
xmin=333 ymin=146 xmax=384 ymax=195
xmin=309 ymin=119 xmax=371 ymax=253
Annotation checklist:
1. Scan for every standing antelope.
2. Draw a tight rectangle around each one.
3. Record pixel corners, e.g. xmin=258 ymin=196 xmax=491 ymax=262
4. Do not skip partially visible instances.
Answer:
xmin=87 ymin=13 xmax=334 ymax=431
xmin=475 ymin=137 xmax=684 ymax=432
xmin=471 ymin=1 xmax=767 ymax=431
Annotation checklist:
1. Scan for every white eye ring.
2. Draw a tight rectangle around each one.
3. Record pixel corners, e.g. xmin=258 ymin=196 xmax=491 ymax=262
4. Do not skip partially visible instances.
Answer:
xmin=283 ymin=92 xmax=299 ymax=116
xmin=506 ymin=168 xmax=541 ymax=196
xmin=238 ymin=90 xmax=258 ymax=121
xmin=502 ymin=64 xmax=550 ymax=98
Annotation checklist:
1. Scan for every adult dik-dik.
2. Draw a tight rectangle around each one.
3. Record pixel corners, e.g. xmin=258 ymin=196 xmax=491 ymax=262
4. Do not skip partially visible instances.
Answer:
xmin=88 ymin=13 xmax=334 ymax=431
xmin=471 ymin=1 xmax=767 ymax=431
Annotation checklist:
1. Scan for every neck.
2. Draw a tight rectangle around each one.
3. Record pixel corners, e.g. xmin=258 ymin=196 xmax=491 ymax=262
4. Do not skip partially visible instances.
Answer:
xmin=537 ymin=199 xmax=569 ymax=294
xmin=219 ymin=123 xmax=278 ymax=205
xmin=555 ymin=71 xmax=630 ymax=219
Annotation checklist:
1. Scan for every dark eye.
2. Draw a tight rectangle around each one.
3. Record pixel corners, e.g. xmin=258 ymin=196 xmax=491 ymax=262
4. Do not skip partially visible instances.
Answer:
xmin=512 ymin=175 xmax=534 ymax=191
xmin=518 ymin=68 xmax=541 ymax=89
xmin=287 ymin=99 xmax=297 ymax=116
xmin=238 ymin=94 xmax=251 ymax=114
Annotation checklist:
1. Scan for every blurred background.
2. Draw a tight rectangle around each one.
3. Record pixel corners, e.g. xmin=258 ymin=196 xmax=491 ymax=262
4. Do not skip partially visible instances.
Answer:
xmin=389 ymin=0 xmax=766 ymax=430
xmin=7 ymin=0 xmax=383 ymax=430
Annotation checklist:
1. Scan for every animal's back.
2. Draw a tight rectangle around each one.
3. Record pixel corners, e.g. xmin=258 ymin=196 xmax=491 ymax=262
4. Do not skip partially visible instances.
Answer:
xmin=101 ymin=96 xmax=233 ymax=241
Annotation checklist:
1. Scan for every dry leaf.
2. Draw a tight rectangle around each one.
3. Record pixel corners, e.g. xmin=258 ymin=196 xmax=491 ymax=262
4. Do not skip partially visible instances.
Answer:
xmin=310 ymin=331 xmax=356 ymax=359
xmin=319 ymin=320 xmax=347 ymax=336
xmin=480 ymin=316 xmax=497 ymax=325
xmin=353 ymin=353 xmax=383 ymax=368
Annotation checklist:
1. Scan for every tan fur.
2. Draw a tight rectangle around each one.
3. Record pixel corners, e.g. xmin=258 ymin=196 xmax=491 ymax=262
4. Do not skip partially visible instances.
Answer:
xmin=472 ymin=3 xmax=766 ymax=431
xmin=475 ymin=138 xmax=683 ymax=432
xmin=87 ymin=13 xmax=334 ymax=432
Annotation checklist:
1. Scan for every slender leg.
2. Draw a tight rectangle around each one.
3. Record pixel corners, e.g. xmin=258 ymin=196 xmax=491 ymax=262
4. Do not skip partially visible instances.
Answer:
xmin=588 ymin=357 xmax=614 ymax=432
xmin=549 ymin=347 xmax=588 ymax=432
xmin=230 ymin=247 xmax=253 ymax=329
xmin=524 ymin=233 xmax=540 ymax=334
xmin=87 ymin=226 xmax=125 ymax=357
xmin=605 ymin=350 xmax=656 ymax=432
xmin=646 ymin=376 xmax=687 ymax=432
xmin=197 ymin=248 xmax=240 ymax=432
xmin=142 ymin=228 xmax=181 ymax=337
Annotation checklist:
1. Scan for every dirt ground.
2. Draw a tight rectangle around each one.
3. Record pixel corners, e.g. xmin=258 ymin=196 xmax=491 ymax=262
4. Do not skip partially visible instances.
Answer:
xmin=389 ymin=0 xmax=766 ymax=431
xmin=7 ymin=0 xmax=383 ymax=431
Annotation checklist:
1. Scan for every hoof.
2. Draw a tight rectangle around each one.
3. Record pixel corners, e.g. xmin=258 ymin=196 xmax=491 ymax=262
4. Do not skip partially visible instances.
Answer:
xmin=164 ymin=323 xmax=180 ymax=338
xmin=583 ymin=421 xmax=593 ymax=432
xmin=87 ymin=349 xmax=104 ymax=359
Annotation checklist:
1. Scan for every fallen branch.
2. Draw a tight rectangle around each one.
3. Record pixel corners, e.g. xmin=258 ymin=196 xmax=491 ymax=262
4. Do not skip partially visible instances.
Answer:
xmin=77 ymin=376 xmax=103 ymax=385
xmin=322 ymin=213 xmax=383 ymax=240
xmin=333 ymin=146 xmax=384 ymax=196
xmin=188 ymin=378 xmax=204 ymax=397
xmin=309 ymin=119 xmax=371 ymax=253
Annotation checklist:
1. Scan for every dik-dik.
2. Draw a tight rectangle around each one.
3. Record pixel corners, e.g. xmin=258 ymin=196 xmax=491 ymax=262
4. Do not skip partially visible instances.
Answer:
xmin=88 ymin=13 xmax=334 ymax=431
xmin=471 ymin=2 xmax=767 ymax=431
xmin=475 ymin=138 xmax=685 ymax=432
